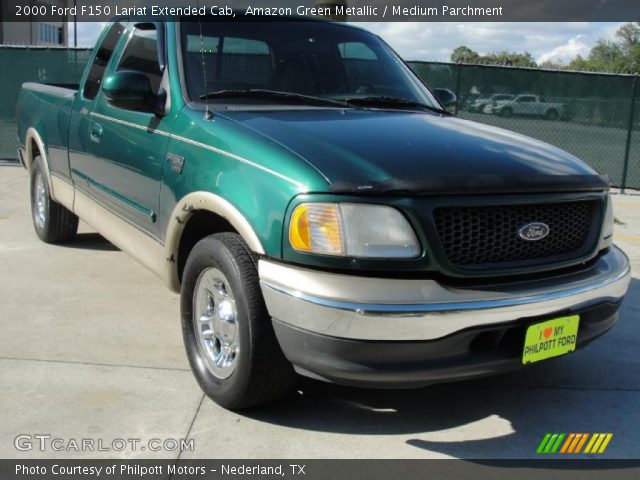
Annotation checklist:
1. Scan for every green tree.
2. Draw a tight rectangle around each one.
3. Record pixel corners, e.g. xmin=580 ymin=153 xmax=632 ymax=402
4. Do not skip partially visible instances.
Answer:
xmin=450 ymin=46 xmax=480 ymax=64
xmin=567 ymin=23 xmax=640 ymax=73
xmin=450 ymin=23 xmax=640 ymax=74
xmin=616 ymin=23 xmax=640 ymax=48
xmin=450 ymin=47 xmax=536 ymax=67
xmin=483 ymin=51 xmax=537 ymax=67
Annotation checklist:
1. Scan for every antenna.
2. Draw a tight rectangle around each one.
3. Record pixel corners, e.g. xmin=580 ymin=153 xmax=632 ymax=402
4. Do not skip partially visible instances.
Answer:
xmin=199 ymin=18 xmax=213 ymax=120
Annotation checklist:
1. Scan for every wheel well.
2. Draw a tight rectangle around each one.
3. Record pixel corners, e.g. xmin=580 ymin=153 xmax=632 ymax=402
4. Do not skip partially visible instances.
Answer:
xmin=177 ymin=210 xmax=237 ymax=283
xmin=29 ymin=138 xmax=41 ymax=169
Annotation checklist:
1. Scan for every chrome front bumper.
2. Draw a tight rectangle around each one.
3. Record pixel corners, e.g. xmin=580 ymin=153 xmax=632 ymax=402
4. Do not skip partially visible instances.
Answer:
xmin=259 ymin=246 xmax=630 ymax=342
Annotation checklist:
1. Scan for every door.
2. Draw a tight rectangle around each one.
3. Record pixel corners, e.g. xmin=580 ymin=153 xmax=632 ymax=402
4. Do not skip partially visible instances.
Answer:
xmin=69 ymin=21 xmax=128 ymax=193
xmin=84 ymin=23 xmax=174 ymax=238
xmin=514 ymin=95 xmax=537 ymax=116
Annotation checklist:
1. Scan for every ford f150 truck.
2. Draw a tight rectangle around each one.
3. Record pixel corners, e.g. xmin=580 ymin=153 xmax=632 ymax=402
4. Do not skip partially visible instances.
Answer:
xmin=17 ymin=17 xmax=630 ymax=409
xmin=488 ymin=94 xmax=566 ymax=120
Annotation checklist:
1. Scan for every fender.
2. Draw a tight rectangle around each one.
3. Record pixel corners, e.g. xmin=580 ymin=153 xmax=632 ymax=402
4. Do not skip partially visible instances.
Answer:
xmin=24 ymin=127 xmax=75 ymax=211
xmin=24 ymin=128 xmax=53 ymax=190
xmin=162 ymin=191 xmax=266 ymax=292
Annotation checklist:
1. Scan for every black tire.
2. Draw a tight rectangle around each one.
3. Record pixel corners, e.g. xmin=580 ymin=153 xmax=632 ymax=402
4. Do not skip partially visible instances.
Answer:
xmin=180 ymin=232 xmax=296 ymax=409
xmin=30 ymin=155 xmax=78 ymax=243
xmin=545 ymin=109 xmax=559 ymax=121
xmin=500 ymin=107 xmax=513 ymax=118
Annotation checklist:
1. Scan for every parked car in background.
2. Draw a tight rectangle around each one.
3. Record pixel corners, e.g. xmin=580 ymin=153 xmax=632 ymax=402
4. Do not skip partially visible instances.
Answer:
xmin=466 ymin=94 xmax=491 ymax=112
xmin=468 ymin=93 xmax=514 ymax=113
xmin=489 ymin=94 xmax=566 ymax=120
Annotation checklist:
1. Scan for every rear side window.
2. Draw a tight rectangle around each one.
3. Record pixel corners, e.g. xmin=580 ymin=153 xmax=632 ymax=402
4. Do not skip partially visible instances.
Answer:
xmin=116 ymin=25 xmax=163 ymax=95
xmin=83 ymin=21 xmax=126 ymax=100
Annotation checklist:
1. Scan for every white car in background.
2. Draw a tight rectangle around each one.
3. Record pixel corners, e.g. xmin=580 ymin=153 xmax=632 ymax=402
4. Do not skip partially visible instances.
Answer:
xmin=487 ymin=94 xmax=566 ymax=120
xmin=469 ymin=93 xmax=514 ymax=113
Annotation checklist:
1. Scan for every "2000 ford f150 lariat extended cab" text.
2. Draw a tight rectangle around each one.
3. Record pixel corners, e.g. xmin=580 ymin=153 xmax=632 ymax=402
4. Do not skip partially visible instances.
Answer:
xmin=17 ymin=16 xmax=630 ymax=408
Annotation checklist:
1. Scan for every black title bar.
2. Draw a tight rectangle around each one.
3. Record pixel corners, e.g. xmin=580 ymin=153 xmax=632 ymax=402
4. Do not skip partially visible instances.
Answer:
xmin=3 ymin=0 xmax=640 ymax=22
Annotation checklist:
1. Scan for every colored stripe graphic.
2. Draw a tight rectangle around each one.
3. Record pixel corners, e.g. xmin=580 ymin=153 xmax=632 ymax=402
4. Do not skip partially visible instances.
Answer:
xmin=560 ymin=433 xmax=575 ymax=453
xmin=574 ymin=433 xmax=589 ymax=453
xmin=568 ymin=433 xmax=582 ymax=453
xmin=585 ymin=433 xmax=614 ymax=454
xmin=538 ymin=433 xmax=613 ymax=454
xmin=544 ymin=434 xmax=559 ymax=453
xmin=537 ymin=433 xmax=552 ymax=454
xmin=584 ymin=434 xmax=598 ymax=453
xmin=550 ymin=433 xmax=565 ymax=453
xmin=598 ymin=434 xmax=613 ymax=453
xmin=537 ymin=433 xmax=566 ymax=454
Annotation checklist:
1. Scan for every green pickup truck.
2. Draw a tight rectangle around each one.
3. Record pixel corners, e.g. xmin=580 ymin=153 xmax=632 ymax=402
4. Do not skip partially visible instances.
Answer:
xmin=17 ymin=17 xmax=630 ymax=409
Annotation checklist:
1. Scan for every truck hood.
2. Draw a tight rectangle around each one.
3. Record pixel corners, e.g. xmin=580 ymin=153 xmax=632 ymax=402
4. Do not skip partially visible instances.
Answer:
xmin=220 ymin=109 xmax=606 ymax=194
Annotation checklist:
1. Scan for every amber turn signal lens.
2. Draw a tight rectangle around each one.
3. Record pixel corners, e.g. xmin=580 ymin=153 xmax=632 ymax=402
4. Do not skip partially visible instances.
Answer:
xmin=289 ymin=203 xmax=344 ymax=255
xmin=289 ymin=203 xmax=420 ymax=258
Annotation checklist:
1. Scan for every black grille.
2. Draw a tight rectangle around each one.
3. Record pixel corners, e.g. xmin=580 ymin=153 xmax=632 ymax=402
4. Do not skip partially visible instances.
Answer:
xmin=433 ymin=200 xmax=599 ymax=269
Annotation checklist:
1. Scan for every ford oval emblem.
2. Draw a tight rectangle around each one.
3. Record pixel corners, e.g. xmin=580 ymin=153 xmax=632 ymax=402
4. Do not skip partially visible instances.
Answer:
xmin=518 ymin=222 xmax=550 ymax=241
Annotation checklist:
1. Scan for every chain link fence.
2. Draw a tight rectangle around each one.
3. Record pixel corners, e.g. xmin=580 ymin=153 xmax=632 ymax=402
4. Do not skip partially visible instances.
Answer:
xmin=0 ymin=47 xmax=638 ymax=189
xmin=0 ymin=46 xmax=92 ymax=162
xmin=409 ymin=61 xmax=640 ymax=190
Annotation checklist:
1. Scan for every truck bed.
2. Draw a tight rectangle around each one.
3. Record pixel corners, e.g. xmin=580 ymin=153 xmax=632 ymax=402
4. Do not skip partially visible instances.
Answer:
xmin=17 ymin=82 xmax=78 ymax=180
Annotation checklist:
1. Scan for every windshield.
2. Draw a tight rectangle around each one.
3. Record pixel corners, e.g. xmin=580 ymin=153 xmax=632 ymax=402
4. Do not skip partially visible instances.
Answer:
xmin=180 ymin=19 xmax=439 ymax=109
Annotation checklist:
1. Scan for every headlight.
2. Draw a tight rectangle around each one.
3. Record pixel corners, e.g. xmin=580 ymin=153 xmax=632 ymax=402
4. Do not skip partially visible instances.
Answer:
xmin=289 ymin=203 xmax=420 ymax=258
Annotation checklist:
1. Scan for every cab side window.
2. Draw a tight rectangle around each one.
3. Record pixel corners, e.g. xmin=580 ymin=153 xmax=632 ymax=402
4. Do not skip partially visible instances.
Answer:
xmin=83 ymin=22 xmax=127 ymax=100
xmin=116 ymin=25 xmax=163 ymax=95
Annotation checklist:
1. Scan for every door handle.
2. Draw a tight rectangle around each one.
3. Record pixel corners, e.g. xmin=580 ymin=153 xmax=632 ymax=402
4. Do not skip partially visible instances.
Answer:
xmin=89 ymin=122 xmax=103 ymax=143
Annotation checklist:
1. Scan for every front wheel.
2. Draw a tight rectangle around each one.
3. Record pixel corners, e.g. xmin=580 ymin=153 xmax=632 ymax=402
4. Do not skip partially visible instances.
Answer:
xmin=180 ymin=233 xmax=296 ymax=409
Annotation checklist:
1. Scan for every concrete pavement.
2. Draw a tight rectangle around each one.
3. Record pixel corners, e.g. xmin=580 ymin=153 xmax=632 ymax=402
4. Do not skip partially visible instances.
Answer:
xmin=0 ymin=165 xmax=638 ymax=459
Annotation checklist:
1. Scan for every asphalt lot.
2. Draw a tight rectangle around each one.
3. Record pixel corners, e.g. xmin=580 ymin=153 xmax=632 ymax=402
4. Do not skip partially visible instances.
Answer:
xmin=0 ymin=164 xmax=638 ymax=460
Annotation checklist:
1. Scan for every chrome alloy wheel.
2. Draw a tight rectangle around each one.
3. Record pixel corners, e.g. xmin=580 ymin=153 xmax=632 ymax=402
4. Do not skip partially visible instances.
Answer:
xmin=193 ymin=268 xmax=239 ymax=379
xmin=33 ymin=171 xmax=46 ymax=229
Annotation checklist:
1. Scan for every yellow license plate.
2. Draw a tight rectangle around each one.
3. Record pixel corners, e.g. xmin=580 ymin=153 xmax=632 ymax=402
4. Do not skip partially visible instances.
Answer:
xmin=522 ymin=315 xmax=580 ymax=364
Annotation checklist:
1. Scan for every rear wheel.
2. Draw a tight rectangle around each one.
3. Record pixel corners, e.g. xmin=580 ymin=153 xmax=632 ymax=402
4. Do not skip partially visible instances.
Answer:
xmin=180 ymin=233 xmax=296 ymax=409
xmin=30 ymin=155 xmax=78 ymax=243
xmin=545 ymin=109 xmax=559 ymax=121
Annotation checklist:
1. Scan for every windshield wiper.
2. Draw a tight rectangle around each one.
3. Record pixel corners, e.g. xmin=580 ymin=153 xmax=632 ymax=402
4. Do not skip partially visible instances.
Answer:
xmin=343 ymin=96 xmax=449 ymax=114
xmin=200 ymin=89 xmax=348 ymax=108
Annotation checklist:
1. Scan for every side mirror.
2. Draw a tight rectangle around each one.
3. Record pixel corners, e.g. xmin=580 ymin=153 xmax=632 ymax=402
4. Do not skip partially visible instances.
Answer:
xmin=103 ymin=71 xmax=163 ymax=115
xmin=432 ymin=88 xmax=457 ymax=110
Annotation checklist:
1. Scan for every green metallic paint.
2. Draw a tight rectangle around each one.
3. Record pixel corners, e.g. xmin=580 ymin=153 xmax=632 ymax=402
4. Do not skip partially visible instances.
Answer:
xmin=102 ymin=71 xmax=156 ymax=109
xmin=159 ymin=107 xmax=328 ymax=256
xmin=71 ymin=168 xmax=157 ymax=222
